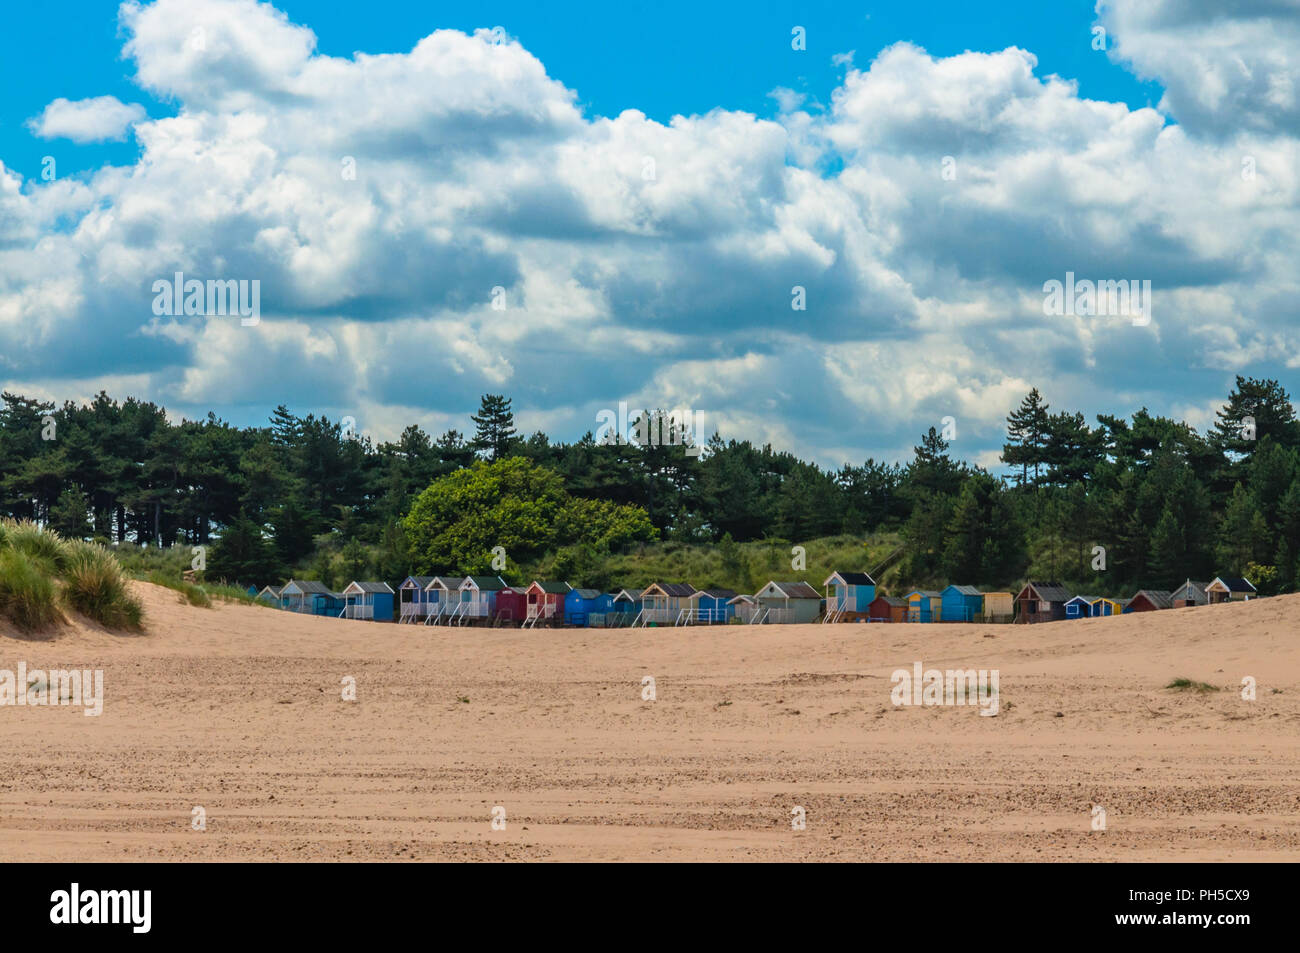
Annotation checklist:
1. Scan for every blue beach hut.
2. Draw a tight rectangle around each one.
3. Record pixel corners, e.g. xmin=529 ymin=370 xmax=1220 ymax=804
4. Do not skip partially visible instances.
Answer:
xmin=822 ymin=572 xmax=877 ymax=620
xmin=342 ymin=581 xmax=395 ymax=621
xmin=940 ymin=585 xmax=984 ymax=622
xmin=565 ymin=588 xmax=614 ymax=626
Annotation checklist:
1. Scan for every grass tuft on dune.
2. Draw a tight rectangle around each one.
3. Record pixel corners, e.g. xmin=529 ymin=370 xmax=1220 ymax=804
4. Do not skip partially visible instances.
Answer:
xmin=0 ymin=520 xmax=143 ymax=632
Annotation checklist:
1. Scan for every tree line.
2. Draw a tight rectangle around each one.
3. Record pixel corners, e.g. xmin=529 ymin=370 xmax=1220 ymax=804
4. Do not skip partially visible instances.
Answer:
xmin=0 ymin=377 xmax=1296 ymax=594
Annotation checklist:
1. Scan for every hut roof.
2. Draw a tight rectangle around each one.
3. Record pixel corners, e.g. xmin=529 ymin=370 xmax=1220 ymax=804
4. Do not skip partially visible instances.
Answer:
xmin=943 ymin=584 xmax=982 ymax=597
xmin=283 ymin=579 xmax=332 ymax=595
xmin=824 ymin=571 xmax=876 ymax=586
xmin=873 ymin=595 xmax=909 ymax=608
xmin=424 ymin=576 xmax=459 ymax=590
xmin=1211 ymin=576 xmax=1256 ymax=593
xmin=529 ymin=580 xmax=571 ymax=594
xmin=694 ymin=587 xmax=738 ymax=600
xmin=342 ymin=580 xmax=394 ymax=595
xmin=643 ymin=582 xmax=696 ymax=598
xmin=570 ymin=588 xmax=602 ymax=599
xmin=463 ymin=575 xmax=508 ymax=591
xmin=907 ymin=589 xmax=942 ymax=599
xmin=1023 ymin=581 xmax=1073 ymax=602
xmin=1133 ymin=589 xmax=1174 ymax=609
xmin=400 ymin=576 xmax=436 ymax=589
xmin=760 ymin=581 xmax=821 ymax=599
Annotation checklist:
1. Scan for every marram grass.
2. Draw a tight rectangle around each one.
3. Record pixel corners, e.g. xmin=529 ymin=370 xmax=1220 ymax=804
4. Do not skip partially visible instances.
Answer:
xmin=0 ymin=520 xmax=143 ymax=632
xmin=0 ymin=547 xmax=63 ymax=631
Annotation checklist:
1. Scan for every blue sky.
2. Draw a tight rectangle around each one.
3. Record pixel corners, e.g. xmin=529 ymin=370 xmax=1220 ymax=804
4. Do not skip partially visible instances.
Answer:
xmin=2 ymin=0 xmax=1298 ymax=469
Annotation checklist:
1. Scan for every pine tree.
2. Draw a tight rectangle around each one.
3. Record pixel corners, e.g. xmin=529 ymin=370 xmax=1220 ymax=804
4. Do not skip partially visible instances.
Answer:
xmin=49 ymin=486 xmax=93 ymax=539
xmin=470 ymin=394 xmax=518 ymax=461
xmin=1002 ymin=389 xmax=1049 ymax=488
xmin=910 ymin=427 xmax=962 ymax=497
xmin=1217 ymin=483 xmax=1268 ymax=574
xmin=1212 ymin=376 xmax=1300 ymax=457
xmin=1274 ymin=479 xmax=1300 ymax=588
xmin=207 ymin=516 xmax=283 ymax=586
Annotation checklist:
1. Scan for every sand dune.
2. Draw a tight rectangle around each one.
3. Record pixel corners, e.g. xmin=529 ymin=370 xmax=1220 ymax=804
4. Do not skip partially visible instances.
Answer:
xmin=1 ymin=582 xmax=1297 ymax=861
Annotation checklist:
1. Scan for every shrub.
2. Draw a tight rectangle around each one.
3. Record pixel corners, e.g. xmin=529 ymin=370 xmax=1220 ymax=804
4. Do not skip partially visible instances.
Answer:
xmin=1 ymin=519 xmax=71 ymax=574
xmin=63 ymin=541 xmax=144 ymax=629
xmin=145 ymin=571 xmax=211 ymax=608
xmin=0 ymin=548 xmax=63 ymax=631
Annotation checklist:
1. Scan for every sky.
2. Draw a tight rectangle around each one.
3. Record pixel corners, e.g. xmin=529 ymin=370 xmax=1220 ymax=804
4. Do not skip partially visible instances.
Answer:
xmin=1 ymin=0 xmax=1298 ymax=470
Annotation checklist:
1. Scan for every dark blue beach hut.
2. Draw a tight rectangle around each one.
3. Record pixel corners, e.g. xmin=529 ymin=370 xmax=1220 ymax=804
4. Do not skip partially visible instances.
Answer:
xmin=398 ymin=575 xmax=435 ymax=622
xmin=609 ymin=589 xmax=642 ymax=623
xmin=1063 ymin=595 xmax=1097 ymax=619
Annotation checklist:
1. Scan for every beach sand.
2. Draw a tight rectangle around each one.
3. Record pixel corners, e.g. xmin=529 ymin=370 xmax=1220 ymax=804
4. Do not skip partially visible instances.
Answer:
xmin=1 ymin=582 xmax=1297 ymax=861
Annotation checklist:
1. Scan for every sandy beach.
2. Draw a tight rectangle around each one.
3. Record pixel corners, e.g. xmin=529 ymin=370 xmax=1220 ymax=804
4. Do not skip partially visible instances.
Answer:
xmin=1 ymin=582 xmax=1297 ymax=861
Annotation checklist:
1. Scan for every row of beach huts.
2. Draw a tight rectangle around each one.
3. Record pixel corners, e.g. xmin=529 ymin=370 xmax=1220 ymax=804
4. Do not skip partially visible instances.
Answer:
xmin=250 ymin=572 xmax=1259 ymax=627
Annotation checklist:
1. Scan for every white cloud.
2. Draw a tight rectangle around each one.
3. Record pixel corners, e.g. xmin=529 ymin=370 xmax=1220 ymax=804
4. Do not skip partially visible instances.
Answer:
xmin=26 ymin=96 xmax=146 ymax=143
xmin=1100 ymin=0 xmax=1300 ymax=138
xmin=4 ymin=0 xmax=1300 ymax=467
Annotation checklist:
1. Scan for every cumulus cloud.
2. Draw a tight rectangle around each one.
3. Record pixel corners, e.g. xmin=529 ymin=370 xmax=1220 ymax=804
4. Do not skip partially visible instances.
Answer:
xmin=3 ymin=0 xmax=1300 ymax=468
xmin=1099 ymin=0 xmax=1300 ymax=138
xmin=26 ymin=96 xmax=146 ymax=142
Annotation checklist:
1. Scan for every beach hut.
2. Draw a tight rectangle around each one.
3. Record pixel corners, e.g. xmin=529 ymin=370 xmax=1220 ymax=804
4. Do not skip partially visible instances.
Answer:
xmin=1090 ymin=596 xmax=1123 ymax=617
xmin=459 ymin=576 xmax=508 ymax=624
xmin=280 ymin=579 xmax=343 ymax=616
xmin=525 ymin=581 xmax=570 ymax=627
xmin=420 ymin=576 xmax=461 ymax=623
xmin=608 ymin=589 xmax=642 ymax=626
xmin=639 ymin=582 xmax=695 ymax=625
xmin=1206 ymin=577 xmax=1257 ymax=603
xmin=867 ymin=594 xmax=908 ymax=623
xmin=753 ymin=581 xmax=822 ymax=624
xmin=494 ymin=585 xmax=527 ymax=625
xmin=341 ymin=581 xmax=395 ymax=620
xmin=1014 ymin=581 xmax=1072 ymax=623
xmin=727 ymin=593 xmax=760 ymax=623
xmin=1127 ymin=589 xmax=1174 ymax=612
xmin=980 ymin=592 xmax=1014 ymax=622
xmin=397 ymin=576 xmax=435 ymax=622
xmin=940 ymin=585 xmax=984 ymax=622
xmin=256 ymin=584 xmax=282 ymax=606
xmin=822 ymin=572 xmax=877 ymax=621
xmin=564 ymin=588 xmax=614 ymax=626
xmin=1171 ymin=580 xmax=1210 ymax=608
xmin=905 ymin=590 xmax=942 ymax=623
xmin=687 ymin=588 xmax=737 ymax=624
xmin=1063 ymin=594 xmax=1097 ymax=619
